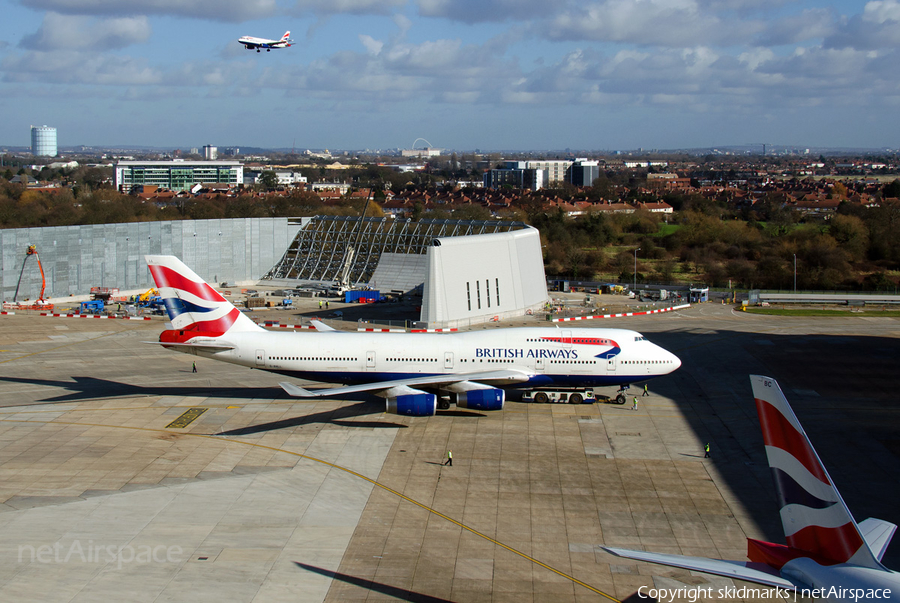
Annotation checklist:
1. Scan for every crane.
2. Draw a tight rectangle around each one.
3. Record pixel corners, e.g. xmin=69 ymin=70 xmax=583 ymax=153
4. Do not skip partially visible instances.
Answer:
xmin=11 ymin=245 xmax=53 ymax=310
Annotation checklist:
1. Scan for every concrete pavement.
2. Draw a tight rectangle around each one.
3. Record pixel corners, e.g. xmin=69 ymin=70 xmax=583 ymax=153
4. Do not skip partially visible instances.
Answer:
xmin=0 ymin=304 xmax=897 ymax=602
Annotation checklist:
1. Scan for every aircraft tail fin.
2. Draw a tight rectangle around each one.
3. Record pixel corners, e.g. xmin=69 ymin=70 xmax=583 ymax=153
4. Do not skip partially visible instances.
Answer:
xmin=145 ymin=255 xmax=262 ymax=337
xmin=282 ymin=31 xmax=290 ymax=40
xmin=751 ymin=375 xmax=883 ymax=569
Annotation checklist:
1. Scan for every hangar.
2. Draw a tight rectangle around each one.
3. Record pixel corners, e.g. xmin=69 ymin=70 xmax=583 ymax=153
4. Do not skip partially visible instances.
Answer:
xmin=264 ymin=216 xmax=548 ymax=327
xmin=1 ymin=215 xmax=548 ymax=327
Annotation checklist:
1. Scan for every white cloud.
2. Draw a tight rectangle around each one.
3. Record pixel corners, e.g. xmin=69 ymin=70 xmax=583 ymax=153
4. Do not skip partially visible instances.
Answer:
xmin=393 ymin=14 xmax=412 ymax=36
xmin=754 ymin=8 xmax=834 ymax=46
xmin=863 ymin=0 xmax=900 ymax=23
xmin=3 ymin=50 xmax=162 ymax=85
xmin=825 ymin=6 xmax=900 ymax=50
xmin=415 ymin=0 xmax=547 ymax=23
xmin=292 ymin=0 xmax=406 ymax=16
xmin=359 ymin=34 xmax=383 ymax=55
xmin=544 ymin=0 xmax=762 ymax=47
xmin=21 ymin=13 xmax=151 ymax=51
xmin=20 ymin=0 xmax=276 ymax=22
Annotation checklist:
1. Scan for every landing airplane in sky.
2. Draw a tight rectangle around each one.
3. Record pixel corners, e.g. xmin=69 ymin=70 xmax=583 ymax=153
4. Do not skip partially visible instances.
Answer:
xmin=238 ymin=31 xmax=292 ymax=52
xmin=604 ymin=375 xmax=900 ymax=601
xmin=146 ymin=255 xmax=681 ymax=416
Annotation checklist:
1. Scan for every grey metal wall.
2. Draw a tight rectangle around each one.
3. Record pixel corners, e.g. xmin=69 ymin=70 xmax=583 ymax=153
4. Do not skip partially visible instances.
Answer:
xmin=421 ymin=227 xmax=549 ymax=327
xmin=1 ymin=218 xmax=300 ymax=302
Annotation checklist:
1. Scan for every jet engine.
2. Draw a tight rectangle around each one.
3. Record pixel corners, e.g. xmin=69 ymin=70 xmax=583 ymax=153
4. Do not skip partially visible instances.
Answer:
xmin=443 ymin=382 xmax=505 ymax=411
xmin=383 ymin=385 xmax=437 ymax=417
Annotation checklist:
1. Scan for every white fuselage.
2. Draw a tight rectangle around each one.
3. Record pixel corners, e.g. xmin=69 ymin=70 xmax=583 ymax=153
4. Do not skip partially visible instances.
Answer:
xmin=781 ymin=558 xmax=900 ymax=601
xmin=176 ymin=326 xmax=680 ymax=388
xmin=238 ymin=36 xmax=289 ymax=49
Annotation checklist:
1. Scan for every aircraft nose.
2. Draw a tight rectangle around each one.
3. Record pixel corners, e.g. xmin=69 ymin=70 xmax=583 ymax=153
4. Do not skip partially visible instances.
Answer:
xmin=669 ymin=352 xmax=682 ymax=371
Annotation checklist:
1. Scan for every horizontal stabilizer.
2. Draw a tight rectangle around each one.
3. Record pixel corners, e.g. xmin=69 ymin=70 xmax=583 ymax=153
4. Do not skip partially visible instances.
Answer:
xmin=309 ymin=320 xmax=336 ymax=332
xmin=859 ymin=518 xmax=898 ymax=562
xmin=279 ymin=382 xmax=316 ymax=397
xmin=602 ymin=547 xmax=796 ymax=590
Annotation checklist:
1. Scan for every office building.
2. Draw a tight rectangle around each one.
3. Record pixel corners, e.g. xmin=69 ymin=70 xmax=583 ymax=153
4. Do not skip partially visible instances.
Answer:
xmin=483 ymin=162 xmax=546 ymax=190
xmin=114 ymin=160 xmax=243 ymax=192
xmin=569 ymin=158 xmax=599 ymax=186
xmin=525 ymin=160 xmax=572 ymax=185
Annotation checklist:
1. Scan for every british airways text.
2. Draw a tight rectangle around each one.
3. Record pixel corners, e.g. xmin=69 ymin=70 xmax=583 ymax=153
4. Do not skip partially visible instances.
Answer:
xmin=476 ymin=348 xmax=580 ymax=359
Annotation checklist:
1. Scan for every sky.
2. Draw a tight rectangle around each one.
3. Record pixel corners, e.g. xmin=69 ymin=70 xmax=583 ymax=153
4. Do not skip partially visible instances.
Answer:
xmin=0 ymin=0 xmax=898 ymax=151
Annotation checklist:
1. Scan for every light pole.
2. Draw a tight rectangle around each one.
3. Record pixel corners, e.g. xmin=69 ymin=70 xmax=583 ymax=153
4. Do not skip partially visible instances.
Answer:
xmin=793 ymin=254 xmax=797 ymax=292
xmin=633 ymin=247 xmax=640 ymax=293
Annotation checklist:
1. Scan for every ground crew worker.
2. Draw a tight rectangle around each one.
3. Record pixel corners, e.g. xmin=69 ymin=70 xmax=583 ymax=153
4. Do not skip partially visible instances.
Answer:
xmin=444 ymin=450 xmax=453 ymax=466
xmin=192 ymin=361 xmax=197 ymax=373
xmin=642 ymin=383 xmax=649 ymax=397
xmin=319 ymin=300 xmax=323 ymax=309
xmin=704 ymin=443 xmax=710 ymax=458
xmin=632 ymin=397 xmax=638 ymax=411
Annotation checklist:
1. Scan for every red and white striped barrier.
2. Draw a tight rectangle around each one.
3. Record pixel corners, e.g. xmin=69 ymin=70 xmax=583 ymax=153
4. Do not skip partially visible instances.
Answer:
xmin=357 ymin=327 xmax=406 ymax=333
xmin=0 ymin=311 xmax=15 ymax=316
xmin=40 ymin=313 xmax=152 ymax=320
xmin=410 ymin=328 xmax=458 ymax=333
xmin=261 ymin=321 xmax=316 ymax=330
xmin=552 ymin=303 xmax=691 ymax=322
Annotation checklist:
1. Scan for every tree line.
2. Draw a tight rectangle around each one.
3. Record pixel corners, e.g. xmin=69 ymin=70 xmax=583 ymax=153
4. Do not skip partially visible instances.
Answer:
xmin=2 ymin=168 xmax=900 ymax=291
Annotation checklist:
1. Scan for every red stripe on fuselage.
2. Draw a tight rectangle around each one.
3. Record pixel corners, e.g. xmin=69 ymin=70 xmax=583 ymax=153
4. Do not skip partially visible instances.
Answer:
xmin=148 ymin=265 xmax=226 ymax=304
xmin=541 ymin=336 xmax=618 ymax=347
xmin=756 ymin=398 xmax=830 ymax=484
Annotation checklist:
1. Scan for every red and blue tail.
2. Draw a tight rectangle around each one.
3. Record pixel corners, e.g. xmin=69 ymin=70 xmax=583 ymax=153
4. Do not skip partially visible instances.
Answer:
xmin=145 ymin=255 xmax=262 ymax=341
xmin=750 ymin=375 xmax=883 ymax=569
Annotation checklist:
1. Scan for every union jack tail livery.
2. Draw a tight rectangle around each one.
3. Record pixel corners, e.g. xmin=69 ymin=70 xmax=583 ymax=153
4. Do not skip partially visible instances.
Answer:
xmin=753 ymin=375 xmax=882 ymax=569
xmin=603 ymin=375 xmax=900 ymax=597
xmin=146 ymin=255 xmax=262 ymax=345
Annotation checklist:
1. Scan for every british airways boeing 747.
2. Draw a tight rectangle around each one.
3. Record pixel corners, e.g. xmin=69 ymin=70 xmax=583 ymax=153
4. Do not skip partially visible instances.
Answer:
xmin=146 ymin=255 xmax=681 ymax=416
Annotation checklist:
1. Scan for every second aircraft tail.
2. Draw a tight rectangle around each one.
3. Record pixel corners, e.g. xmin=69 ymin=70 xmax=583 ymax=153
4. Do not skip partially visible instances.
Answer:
xmin=750 ymin=375 xmax=886 ymax=569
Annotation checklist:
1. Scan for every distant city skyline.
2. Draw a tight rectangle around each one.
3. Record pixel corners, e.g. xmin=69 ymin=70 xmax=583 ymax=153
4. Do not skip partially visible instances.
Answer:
xmin=0 ymin=0 xmax=896 ymax=151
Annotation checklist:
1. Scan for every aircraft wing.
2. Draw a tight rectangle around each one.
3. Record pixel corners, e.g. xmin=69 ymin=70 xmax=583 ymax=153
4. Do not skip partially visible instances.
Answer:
xmin=858 ymin=518 xmax=898 ymax=562
xmin=280 ymin=369 xmax=532 ymax=398
xmin=602 ymin=547 xmax=796 ymax=590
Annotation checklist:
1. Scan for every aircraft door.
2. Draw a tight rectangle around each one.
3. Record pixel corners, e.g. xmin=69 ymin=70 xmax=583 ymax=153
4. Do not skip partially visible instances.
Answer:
xmin=607 ymin=356 xmax=616 ymax=374
xmin=562 ymin=330 xmax=572 ymax=348
xmin=366 ymin=351 xmax=376 ymax=371
xmin=256 ymin=349 xmax=266 ymax=367
xmin=444 ymin=352 xmax=454 ymax=370
xmin=535 ymin=357 xmax=545 ymax=372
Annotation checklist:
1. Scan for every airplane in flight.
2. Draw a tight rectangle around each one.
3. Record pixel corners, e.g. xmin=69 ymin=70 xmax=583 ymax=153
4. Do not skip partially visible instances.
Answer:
xmin=238 ymin=31 xmax=292 ymax=52
xmin=145 ymin=255 xmax=681 ymax=416
xmin=604 ymin=375 xmax=900 ymax=600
